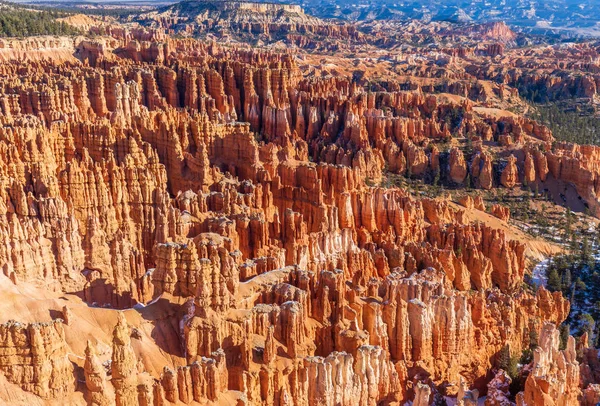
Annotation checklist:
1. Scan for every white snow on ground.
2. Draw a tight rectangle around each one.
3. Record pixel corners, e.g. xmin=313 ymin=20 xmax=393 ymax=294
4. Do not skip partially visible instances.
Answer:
xmin=442 ymin=396 xmax=486 ymax=405
xmin=532 ymin=258 xmax=550 ymax=288
xmin=133 ymin=293 xmax=163 ymax=309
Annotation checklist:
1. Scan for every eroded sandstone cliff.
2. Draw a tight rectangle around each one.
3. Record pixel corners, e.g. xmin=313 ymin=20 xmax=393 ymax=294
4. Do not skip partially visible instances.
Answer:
xmin=0 ymin=16 xmax=596 ymax=405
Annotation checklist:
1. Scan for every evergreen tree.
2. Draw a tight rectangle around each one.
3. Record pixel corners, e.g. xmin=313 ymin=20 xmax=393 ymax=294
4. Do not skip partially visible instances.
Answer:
xmin=507 ymin=355 xmax=519 ymax=380
xmin=529 ymin=104 xmax=600 ymax=146
xmin=433 ymin=393 xmax=448 ymax=406
xmin=575 ymin=277 xmax=587 ymax=301
xmin=570 ymin=233 xmax=579 ymax=252
xmin=497 ymin=344 xmax=510 ymax=371
xmin=547 ymin=267 xmax=562 ymax=292
xmin=559 ymin=324 xmax=570 ymax=350
xmin=529 ymin=329 xmax=539 ymax=350
xmin=562 ymin=268 xmax=572 ymax=293
xmin=0 ymin=8 xmax=81 ymax=37
xmin=579 ymin=313 xmax=595 ymax=338
xmin=433 ymin=170 xmax=440 ymax=187
xmin=565 ymin=208 xmax=572 ymax=241
xmin=581 ymin=236 xmax=592 ymax=265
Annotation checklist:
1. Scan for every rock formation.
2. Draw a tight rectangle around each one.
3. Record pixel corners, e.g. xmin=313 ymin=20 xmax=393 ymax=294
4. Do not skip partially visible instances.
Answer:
xmin=0 ymin=320 xmax=75 ymax=399
xmin=491 ymin=204 xmax=510 ymax=222
xmin=0 ymin=9 xmax=597 ymax=406
xmin=501 ymin=155 xmax=519 ymax=189
xmin=516 ymin=323 xmax=581 ymax=406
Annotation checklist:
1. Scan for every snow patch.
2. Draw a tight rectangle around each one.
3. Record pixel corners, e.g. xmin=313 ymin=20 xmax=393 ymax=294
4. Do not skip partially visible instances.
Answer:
xmin=532 ymin=258 xmax=550 ymax=288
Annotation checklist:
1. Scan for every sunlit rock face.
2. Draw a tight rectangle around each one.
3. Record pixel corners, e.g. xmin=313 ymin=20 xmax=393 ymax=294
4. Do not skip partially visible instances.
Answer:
xmin=0 ymin=8 xmax=597 ymax=405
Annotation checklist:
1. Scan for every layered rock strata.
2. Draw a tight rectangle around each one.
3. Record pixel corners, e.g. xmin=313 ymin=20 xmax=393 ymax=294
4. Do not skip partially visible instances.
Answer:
xmin=0 ymin=28 xmax=592 ymax=405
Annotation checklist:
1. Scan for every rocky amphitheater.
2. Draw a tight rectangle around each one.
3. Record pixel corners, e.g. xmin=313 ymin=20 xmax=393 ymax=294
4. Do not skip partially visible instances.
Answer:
xmin=0 ymin=1 xmax=600 ymax=405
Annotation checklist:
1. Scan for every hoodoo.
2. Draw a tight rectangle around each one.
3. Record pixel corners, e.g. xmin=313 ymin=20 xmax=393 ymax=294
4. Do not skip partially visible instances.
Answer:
xmin=0 ymin=0 xmax=599 ymax=404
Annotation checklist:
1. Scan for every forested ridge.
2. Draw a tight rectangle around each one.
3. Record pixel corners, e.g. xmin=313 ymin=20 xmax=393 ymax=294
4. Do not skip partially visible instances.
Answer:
xmin=529 ymin=104 xmax=600 ymax=145
xmin=0 ymin=3 xmax=80 ymax=37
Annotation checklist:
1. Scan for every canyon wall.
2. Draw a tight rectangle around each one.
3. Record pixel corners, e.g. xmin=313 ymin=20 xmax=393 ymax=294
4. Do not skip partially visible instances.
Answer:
xmin=0 ymin=26 xmax=595 ymax=405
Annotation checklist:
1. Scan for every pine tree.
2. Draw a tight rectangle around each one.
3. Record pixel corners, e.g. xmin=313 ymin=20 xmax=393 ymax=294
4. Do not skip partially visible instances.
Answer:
xmin=559 ymin=324 xmax=570 ymax=350
xmin=433 ymin=170 xmax=440 ymax=187
xmin=570 ymin=233 xmax=579 ymax=252
xmin=497 ymin=344 xmax=510 ymax=371
xmin=582 ymin=235 xmax=592 ymax=264
xmin=579 ymin=313 xmax=595 ymax=338
xmin=547 ymin=267 xmax=562 ymax=292
xmin=574 ymin=277 xmax=588 ymax=310
xmin=529 ymin=329 xmax=539 ymax=350
xmin=507 ymin=355 xmax=519 ymax=380
xmin=565 ymin=208 xmax=572 ymax=241
xmin=433 ymin=393 xmax=448 ymax=406
xmin=562 ymin=268 xmax=572 ymax=293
